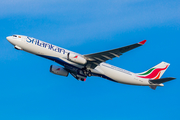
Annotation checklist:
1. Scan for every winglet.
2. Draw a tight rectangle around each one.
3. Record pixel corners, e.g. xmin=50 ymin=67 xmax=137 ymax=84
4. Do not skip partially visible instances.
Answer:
xmin=138 ymin=40 xmax=147 ymax=45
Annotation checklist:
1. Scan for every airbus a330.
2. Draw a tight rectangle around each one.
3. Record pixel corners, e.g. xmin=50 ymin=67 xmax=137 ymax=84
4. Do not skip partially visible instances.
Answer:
xmin=6 ymin=35 xmax=175 ymax=90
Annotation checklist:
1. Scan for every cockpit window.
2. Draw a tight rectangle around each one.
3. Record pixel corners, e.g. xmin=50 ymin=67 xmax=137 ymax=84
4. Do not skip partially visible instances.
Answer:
xmin=13 ymin=35 xmax=17 ymax=37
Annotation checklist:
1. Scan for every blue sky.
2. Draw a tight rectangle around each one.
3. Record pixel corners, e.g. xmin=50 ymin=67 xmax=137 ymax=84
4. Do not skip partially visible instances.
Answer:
xmin=0 ymin=0 xmax=180 ymax=120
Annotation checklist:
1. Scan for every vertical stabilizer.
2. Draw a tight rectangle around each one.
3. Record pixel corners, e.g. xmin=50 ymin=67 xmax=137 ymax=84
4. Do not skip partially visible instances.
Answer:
xmin=137 ymin=62 xmax=170 ymax=80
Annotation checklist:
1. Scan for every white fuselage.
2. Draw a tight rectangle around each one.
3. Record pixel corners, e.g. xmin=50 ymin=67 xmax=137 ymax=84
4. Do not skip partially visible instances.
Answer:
xmin=6 ymin=35 xmax=154 ymax=86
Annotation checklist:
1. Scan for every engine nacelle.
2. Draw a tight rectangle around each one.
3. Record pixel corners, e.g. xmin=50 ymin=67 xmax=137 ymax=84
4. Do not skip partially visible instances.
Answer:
xmin=50 ymin=65 xmax=69 ymax=77
xmin=67 ymin=53 xmax=87 ymax=64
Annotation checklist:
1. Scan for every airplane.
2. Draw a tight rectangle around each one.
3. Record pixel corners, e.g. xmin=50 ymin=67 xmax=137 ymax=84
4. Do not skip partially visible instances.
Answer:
xmin=6 ymin=35 xmax=175 ymax=90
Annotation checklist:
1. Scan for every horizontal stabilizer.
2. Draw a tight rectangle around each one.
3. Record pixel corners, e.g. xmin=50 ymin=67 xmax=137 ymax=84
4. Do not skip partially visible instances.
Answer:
xmin=149 ymin=77 xmax=176 ymax=84
xmin=149 ymin=86 xmax=157 ymax=90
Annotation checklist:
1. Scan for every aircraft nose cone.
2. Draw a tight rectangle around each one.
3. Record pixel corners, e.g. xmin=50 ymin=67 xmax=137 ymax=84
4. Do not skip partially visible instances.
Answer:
xmin=6 ymin=36 xmax=11 ymax=41
xmin=6 ymin=36 xmax=13 ymax=42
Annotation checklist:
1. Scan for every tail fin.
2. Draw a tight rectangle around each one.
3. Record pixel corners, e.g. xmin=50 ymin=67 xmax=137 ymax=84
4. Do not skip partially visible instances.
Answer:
xmin=137 ymin=62 xmax=170 ymax=80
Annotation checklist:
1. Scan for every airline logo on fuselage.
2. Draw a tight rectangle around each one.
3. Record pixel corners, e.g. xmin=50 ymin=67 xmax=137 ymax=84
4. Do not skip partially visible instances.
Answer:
xmin=26 ymin=37 xmax=66 ymax=54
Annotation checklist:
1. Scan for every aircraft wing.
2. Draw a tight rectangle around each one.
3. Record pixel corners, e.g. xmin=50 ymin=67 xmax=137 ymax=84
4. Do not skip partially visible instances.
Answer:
xmin=84 ymin=40 xmax=146 ymax=69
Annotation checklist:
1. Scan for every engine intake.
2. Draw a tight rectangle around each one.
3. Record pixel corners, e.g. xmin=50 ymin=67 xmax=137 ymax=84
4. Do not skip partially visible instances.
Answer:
xmin=50 ymin=65 xmax=69 ymax=77
xmin=67 ymin=53 xmax=87 ymax=64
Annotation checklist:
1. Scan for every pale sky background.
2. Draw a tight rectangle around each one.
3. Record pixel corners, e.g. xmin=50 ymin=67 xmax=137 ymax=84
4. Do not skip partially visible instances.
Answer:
xmin=0 ymin=0 xmax=180 ymax=120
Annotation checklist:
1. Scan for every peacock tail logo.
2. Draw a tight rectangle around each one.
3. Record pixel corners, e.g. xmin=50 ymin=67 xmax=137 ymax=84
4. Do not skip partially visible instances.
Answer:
xmin=74 ymin=55 xmax=78 ymax=58
xmin=57 ymin=68 xmax=60 ymax=70
xmin=138 ymin=65 xmax=169 ymax=79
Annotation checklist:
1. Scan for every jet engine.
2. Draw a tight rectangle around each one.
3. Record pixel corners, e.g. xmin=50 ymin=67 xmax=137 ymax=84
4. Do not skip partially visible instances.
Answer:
xmin=67 ymin=53 xmax=87 ymax=64
xmin=50 ymin=65 xmax=69 ymax=77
